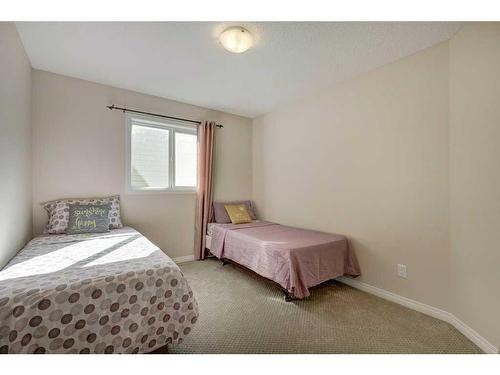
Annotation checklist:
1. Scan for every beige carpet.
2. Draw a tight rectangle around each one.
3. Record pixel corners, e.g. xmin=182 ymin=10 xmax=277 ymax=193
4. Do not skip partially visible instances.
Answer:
xmin=168 ymin=258 xmax=481 ymax=354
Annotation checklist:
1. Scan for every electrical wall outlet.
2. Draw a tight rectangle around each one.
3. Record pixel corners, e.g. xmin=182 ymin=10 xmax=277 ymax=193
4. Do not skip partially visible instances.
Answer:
xmin=397 ymin=264 xmax=407 ymax=278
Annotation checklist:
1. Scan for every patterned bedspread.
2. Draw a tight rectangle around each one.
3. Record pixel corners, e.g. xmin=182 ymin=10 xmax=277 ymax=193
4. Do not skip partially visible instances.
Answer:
xmin=0 ymin=227 xmax=198 ymax=354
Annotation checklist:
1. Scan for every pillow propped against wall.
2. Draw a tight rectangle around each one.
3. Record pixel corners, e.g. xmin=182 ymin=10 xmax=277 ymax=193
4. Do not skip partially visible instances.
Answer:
xmin=67 ymin=204 xmax=111 ymax=234
xmin=42 ymin=195 xmax=123 ymax=234
xmin=213 ymin=200 xmax=256 ymax=223
xmin=224 ymin=204 xmax=253 ymax=224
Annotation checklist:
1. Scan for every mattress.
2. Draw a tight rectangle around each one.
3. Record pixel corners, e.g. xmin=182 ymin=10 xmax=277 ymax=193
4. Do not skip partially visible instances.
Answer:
xmin=210 ymin=221 xmax=360 ymax=299
xmin=207 ymin=220 xmax=261 ymax=236
xmin=0 ymin=227 xmax=198 ymax=354
xmin=207 ymin=223 xmax=217 ymax=236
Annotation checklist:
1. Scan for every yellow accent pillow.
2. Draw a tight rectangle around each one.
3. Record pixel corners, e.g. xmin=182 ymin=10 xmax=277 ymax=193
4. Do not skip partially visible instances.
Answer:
xmin=224 ymin=204 xmax=253 ymax=224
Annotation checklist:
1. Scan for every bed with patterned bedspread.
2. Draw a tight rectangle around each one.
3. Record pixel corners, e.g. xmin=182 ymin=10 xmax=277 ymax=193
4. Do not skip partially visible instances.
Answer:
xmin=0 ymin=227 xmax=198 ymax=354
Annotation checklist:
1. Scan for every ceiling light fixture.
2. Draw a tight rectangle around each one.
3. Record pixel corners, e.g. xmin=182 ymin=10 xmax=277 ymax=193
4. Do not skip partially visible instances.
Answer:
xmin=219 ymin=26 xmax=253 ymax=53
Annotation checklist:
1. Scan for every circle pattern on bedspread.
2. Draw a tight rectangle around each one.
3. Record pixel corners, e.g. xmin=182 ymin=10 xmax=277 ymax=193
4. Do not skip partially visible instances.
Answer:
xmin=0 ymin=228 xmax=199 ymax=354
xmin=0 ymin=274 xmax=197 ymax=353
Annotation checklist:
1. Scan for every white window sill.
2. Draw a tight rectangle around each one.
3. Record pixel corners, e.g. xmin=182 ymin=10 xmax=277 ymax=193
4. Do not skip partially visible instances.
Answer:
xmin=125 ymin=188 xmax=197 ymax=195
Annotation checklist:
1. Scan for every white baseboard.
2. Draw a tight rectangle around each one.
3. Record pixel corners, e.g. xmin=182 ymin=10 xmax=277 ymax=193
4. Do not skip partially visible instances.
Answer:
xmin=337 ymin=276 xmax=498 ymax=354
xmin=449 ymin=315 xmax=498 ymax=354
xmin=172 ymin=255 xmax=195 ymax=264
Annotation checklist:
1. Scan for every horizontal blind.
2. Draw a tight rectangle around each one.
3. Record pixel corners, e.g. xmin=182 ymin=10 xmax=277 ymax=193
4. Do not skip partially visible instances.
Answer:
xmin=130 ymin=123 xmax=170 ymax=189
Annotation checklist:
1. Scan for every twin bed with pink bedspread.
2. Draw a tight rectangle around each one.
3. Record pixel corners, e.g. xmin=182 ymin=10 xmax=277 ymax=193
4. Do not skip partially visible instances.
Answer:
xmin=207 ymin=221 xmax=361 ymax=300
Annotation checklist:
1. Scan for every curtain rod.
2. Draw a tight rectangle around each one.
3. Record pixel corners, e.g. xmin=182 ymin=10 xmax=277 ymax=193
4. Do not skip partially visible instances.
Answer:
xmin=106 ymin=104 xmax=223 ymax=128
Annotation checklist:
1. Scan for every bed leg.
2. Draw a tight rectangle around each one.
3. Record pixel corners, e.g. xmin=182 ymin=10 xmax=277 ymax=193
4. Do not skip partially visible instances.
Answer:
xmin=282 ymin=290 xmax=294 ymax=302
xmin=221 ymin=258 xmax=229 ymax=266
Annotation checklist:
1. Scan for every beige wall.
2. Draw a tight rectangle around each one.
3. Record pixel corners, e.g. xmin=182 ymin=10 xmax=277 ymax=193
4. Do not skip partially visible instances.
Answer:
xmin=253 ymin=24 xmax=500 ymax=350
xmin=32 ymin=70 xmax=252 ymax=259
xmin=0 ymin=23 xmax=32 ymax=268
xmin=449 ymin=23 xmax=500 ymax=349
xmin=253 ymin=43 xmax=452 ymax=311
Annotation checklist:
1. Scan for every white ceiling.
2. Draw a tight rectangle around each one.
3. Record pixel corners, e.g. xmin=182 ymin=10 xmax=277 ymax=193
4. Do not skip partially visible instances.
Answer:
xmin=16 ymin=22 xmax=461 ymax=118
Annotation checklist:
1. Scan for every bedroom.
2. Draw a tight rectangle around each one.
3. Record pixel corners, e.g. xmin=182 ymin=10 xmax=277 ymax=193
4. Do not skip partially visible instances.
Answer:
xmin=1 ymin=0 xmax=499 ymax=372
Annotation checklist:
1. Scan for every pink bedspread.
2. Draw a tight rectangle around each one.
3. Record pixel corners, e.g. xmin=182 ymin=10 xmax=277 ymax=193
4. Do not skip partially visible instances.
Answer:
xmin=210 ymin=221 xmax=360 ymax=299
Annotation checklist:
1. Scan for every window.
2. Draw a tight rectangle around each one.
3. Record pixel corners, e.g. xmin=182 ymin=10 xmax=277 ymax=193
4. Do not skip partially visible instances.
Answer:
xmin=126 ymin=114 xmax=197 ymax=192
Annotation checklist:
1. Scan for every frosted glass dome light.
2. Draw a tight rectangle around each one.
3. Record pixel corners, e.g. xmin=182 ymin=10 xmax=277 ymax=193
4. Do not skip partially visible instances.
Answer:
xmin=219 ymin=27 xmax=253 ymax=53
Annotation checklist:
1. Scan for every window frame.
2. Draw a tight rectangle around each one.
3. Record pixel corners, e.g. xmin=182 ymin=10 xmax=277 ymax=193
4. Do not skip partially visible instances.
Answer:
xmin=125 ymin=112 xmax=198 ymax=194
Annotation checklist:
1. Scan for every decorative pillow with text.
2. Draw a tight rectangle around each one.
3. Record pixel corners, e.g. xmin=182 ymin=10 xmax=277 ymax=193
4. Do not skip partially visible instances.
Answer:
xmin=66 ymin=204 xmax=111 ymax=234
xmin=42 ymin=195 xmax=123 ymax=234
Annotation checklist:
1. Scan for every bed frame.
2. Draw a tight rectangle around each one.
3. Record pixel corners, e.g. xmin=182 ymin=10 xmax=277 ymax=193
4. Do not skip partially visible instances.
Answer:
xmin=209 ymin=235 xmax=296 ymax=302
xmin=220 ymin=257 xmax=295 ymax=301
